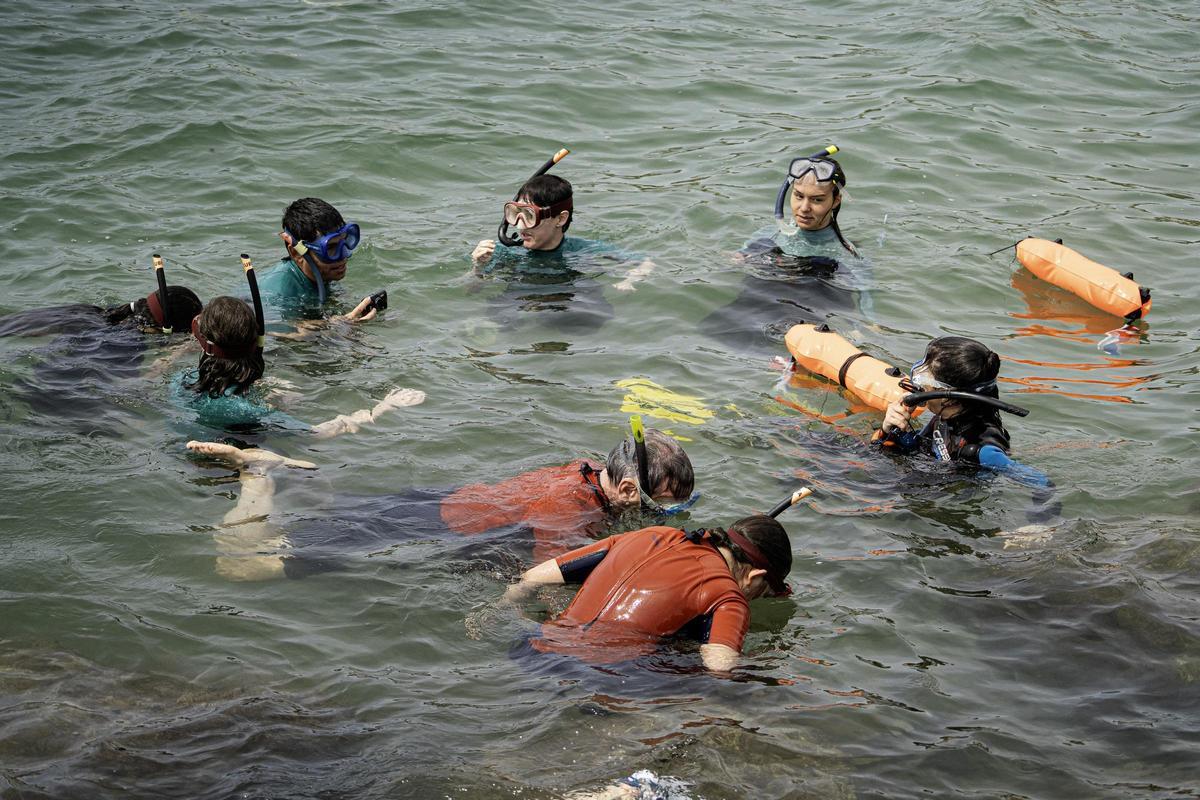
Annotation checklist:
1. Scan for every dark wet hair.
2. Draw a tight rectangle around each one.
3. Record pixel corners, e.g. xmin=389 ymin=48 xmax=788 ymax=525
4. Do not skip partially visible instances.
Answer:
xmin=282 ymin=197 xmax=346 ymax=244
xmin=185 ymin=296 xmax=264 ymax=398
xmin=518 ymin=174 xmax=573 ymax=232
xmin=605 ymin=427 xmax=695 ymax=501
xmin=708 ymin=515 xmax=792 ymax=587
xmin=925 ymin=336 xmax=1001 ymax=395
xmin=103 ymin=286 xmax=202 ymax=332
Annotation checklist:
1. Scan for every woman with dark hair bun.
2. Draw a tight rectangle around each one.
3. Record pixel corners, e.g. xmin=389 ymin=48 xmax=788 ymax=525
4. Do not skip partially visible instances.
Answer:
xmin=880 ymin=336 xmax=1025 ymax=470
xmin=0 ymin=284 xmax=202 ymax=339
xmin=503 ymin=514 xmax=793 ymax=672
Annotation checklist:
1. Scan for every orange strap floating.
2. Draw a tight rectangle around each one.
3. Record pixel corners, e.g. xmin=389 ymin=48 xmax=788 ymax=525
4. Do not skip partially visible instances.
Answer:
xmin=784 ymin=323 xmax=910 ymax=413
xmin=1015 ymin=238 xmax=1151 ymax=321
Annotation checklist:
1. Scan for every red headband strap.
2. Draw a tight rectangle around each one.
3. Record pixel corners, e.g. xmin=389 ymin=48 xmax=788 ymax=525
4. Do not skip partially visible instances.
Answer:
xmin=725 ymin=527 xmax=790 ymax=596
xmin=191 ymin=316 xmax=255 ymax=360
xmin=146 ymin=290 xmax=167 ymax=328
xmin=547 ymin=196 xmax=573 ymax=221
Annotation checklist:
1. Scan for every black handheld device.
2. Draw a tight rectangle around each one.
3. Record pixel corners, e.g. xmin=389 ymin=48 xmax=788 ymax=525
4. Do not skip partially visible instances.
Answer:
xmin=367 ymin=290 xmax=388 ymax=312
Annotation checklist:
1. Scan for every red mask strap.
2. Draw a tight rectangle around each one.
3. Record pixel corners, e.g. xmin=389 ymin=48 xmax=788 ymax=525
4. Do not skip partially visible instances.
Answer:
xmin=146 ymin=291 xmax=167 ymax=328
xmin=191 ymin=316 xmax=254 ymax=360
xmin=546 ymin=196 xmax=573 ymax=222
xmin=726 ymin=528 xmax=789 ymax=596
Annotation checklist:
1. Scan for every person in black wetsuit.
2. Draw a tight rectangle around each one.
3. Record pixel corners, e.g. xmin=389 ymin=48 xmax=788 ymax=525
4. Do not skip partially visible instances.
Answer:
xmin=877 ymin=336 xmax=1048 ymax=483
xmin=702 ymin=149 xmax=868 ymax=355
xmin=0 ymin=282 xmax=202 ymax=431
xmin=0 ymin=284 xmax=202 ymax=341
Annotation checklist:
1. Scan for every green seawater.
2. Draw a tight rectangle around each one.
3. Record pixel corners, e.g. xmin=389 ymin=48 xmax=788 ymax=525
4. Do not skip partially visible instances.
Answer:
xmin=1 ymin=1 xmax=1197 ymax=797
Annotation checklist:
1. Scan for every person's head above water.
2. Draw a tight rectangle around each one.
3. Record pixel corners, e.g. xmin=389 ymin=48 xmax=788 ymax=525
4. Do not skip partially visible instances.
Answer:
xmin=503 ymin=174 xmax=573 ymax=252
xmin=908 ymin=336 xmax=1002 ymax=418
xmin=704 ymin=514 xmax=793 ymax=599
xmin=104 ymin=285 xmax=202 ymax=333
xmin=777 ymin=150 xmax=856 ymax=255
xmin=278 ymin=197 xmax=360 ymax=290
xmin=186 ymin=296 xmax=265 ymax=398
xmin=600 ymin=426 xmax=695 ymax=511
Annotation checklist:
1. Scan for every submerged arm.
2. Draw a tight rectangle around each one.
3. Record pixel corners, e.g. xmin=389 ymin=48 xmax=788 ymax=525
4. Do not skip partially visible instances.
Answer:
xmin=502 ymin=559 xmax=565 ymax=604
xmin=613 ymin=258 xmax=656 ymax=292
xmin=309 ymin=387 xmax=425 ymax=439
xmin=699 ymin=643 xmax=740 ymax=672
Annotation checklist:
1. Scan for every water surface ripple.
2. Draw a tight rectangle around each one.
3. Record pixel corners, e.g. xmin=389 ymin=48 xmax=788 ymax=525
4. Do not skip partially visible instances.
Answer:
xmin=1 ymin=1 xmax=1198 ymax=797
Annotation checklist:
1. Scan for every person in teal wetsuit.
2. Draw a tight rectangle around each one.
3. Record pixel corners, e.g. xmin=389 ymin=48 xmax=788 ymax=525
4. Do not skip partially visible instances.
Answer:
xmin=469 ymin=174 xmax=655 ymax=334
xmin=173 ymin=295 xmax=423 ymax=435
xmin=258 ymin=197 xmax=381 ymax=330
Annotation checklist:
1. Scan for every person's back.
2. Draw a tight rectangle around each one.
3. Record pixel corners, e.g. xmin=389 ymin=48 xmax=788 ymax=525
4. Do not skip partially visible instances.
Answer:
xmin=441 ymin=460 xmax=610 ymax=560
xmin=550 ymin=525 xmax=746 ymax=642
xmin=509 ymin=515 xmax=793 ymax=671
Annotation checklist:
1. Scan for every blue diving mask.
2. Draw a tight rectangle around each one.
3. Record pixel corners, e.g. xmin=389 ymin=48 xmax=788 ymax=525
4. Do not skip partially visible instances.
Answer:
xmin=294 ymin=222 xmax=361 ymax=263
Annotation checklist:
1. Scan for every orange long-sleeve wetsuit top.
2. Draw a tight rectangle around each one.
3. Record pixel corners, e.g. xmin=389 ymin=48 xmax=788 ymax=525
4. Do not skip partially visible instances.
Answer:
xmin=439 ymin=461 xmax=610 ymax=561
xmin=531 ymin=526 xmax=750 ymax=661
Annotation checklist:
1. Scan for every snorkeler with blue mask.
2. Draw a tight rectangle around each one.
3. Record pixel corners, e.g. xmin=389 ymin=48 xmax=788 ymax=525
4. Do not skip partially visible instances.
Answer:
xmin=254 ymin=197 xmax=386 ymax=331
xmin=267 ymin=198 xmax=360 ymax=306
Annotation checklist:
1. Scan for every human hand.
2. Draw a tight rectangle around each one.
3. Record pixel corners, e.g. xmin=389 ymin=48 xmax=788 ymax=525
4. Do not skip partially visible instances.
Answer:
xmin=881 ymin=399 xmax=912 ymax=435
xmin=333 ymin=295 xmax=377 ymax=324
xmin=471 ymin=239 xmax=496 ymax=265
xmin=373 ymin=387 xmax=426 ymax=415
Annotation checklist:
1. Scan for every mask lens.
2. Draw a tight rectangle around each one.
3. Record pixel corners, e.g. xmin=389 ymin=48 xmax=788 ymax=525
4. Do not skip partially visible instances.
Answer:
xmin=911 ymin=364 xmax=952 ymax=391
xmin=342 ymin=223 xmax=361 ymax=252
xmin=789 ymin=158 xmax=836 ymax=182
xmin=503 ymin=202 xmax=537 ymax=227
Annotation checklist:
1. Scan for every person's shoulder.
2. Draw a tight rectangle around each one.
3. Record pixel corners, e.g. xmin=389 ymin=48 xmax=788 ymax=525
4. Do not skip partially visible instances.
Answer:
xmin=562 ymin=236 xmax=623 ymax=256
xmin=257 ymin=259 xmax=311 ymax=296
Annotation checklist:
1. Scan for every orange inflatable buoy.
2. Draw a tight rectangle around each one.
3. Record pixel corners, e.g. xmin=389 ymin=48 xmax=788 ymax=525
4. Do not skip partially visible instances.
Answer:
xmin=1015 ymin=238 xmax=1151 ymax=321
xmin=784 ymin=323 xmax=910 ymax=412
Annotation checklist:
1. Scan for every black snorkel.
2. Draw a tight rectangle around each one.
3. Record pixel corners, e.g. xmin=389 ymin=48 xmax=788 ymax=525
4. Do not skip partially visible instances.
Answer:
xmin=150 ymin=253 xmax=172 ymax=333
xmin=901 ymin=390 xmax=1029 ymax=417
xmin=774 ymin=144 xmax=839 ymax=227
xmin=497 ymin=147 xmax=570 ymax=248
xmin=766 ymin=487 xmax=814 ymax=518
xmin=630 ymin=413 xmax=655 ymax=509
xmin=240 ymin=254 xmax=266 ymax=354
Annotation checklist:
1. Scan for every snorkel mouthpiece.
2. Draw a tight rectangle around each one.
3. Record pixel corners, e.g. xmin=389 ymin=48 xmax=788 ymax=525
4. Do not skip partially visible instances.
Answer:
xmin=775 ymin=144 xmax=840 ymax=230
xmin=497 ymin=147 xmax=570 ymax=248
xmin=149 ymin=253 xmax=172 ymax=333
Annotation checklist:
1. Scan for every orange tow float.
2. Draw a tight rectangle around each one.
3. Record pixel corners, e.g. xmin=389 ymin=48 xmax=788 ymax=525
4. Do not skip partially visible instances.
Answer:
xmin=1015 ymin=238 xmax=1151 ymax=321
xmin=783 ymin=323 xmax=910 ymax=412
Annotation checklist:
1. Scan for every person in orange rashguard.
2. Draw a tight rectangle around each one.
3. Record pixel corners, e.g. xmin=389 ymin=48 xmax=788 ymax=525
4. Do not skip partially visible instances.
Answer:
xmin=503 ymin=515 xmax=793 ymax=672
xmin=187 ymin=426 xmax=696 ymax=580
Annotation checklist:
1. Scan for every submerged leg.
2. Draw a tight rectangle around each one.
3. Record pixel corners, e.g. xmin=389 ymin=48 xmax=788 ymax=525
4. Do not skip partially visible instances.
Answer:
xmin=187 ymin=441 xmax=317 ymax=581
